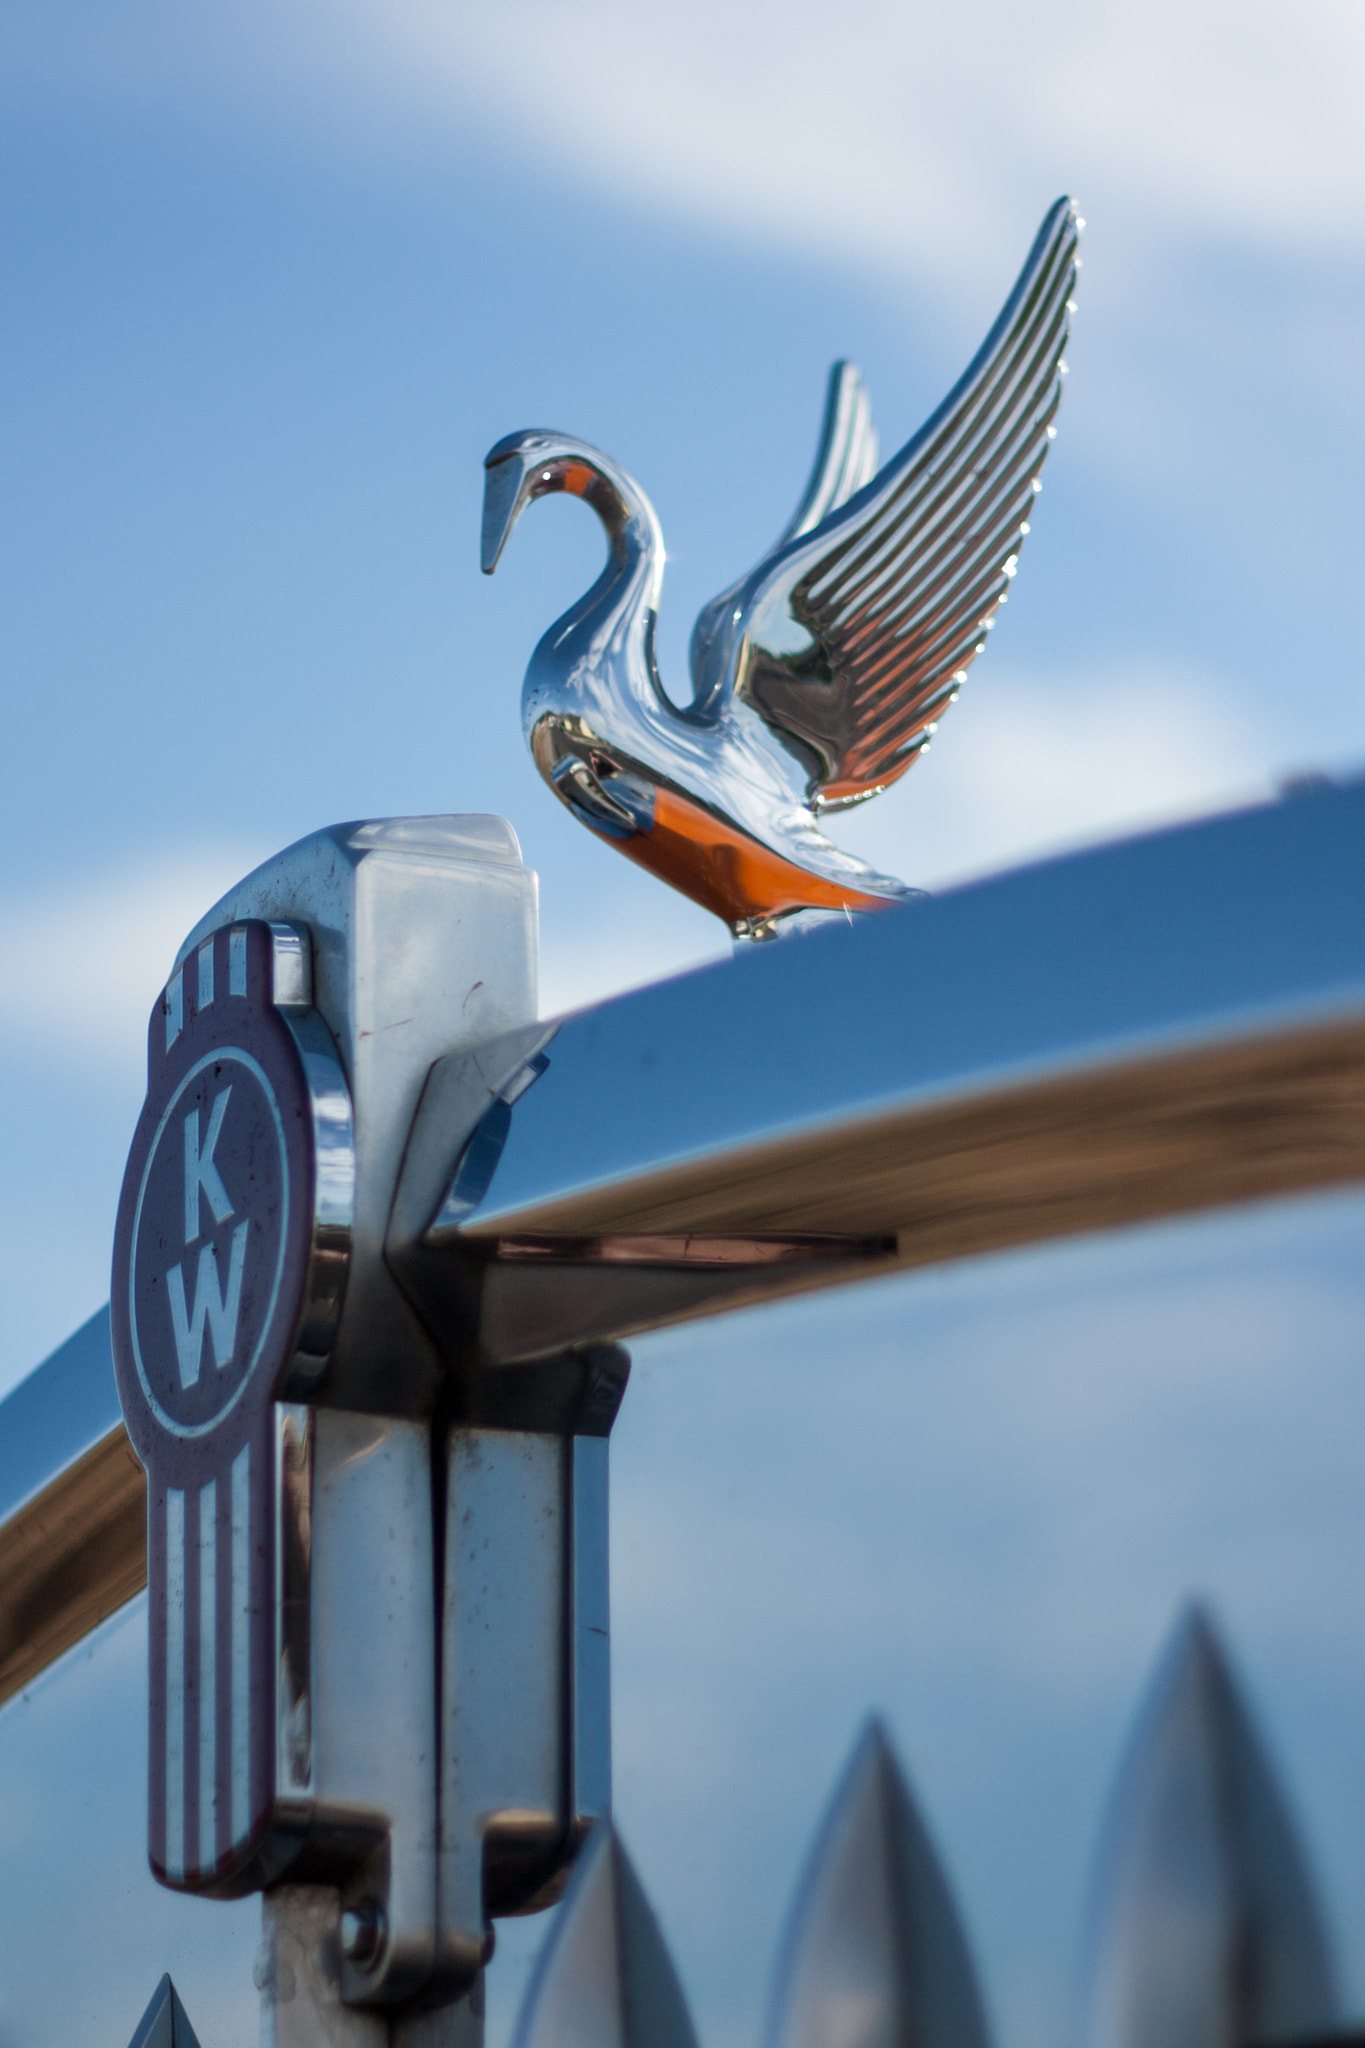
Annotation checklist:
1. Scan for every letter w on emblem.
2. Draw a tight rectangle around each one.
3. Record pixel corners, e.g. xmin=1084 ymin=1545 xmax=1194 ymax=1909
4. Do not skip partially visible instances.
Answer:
xmin=167 ymin=1225 xmax=249 ymax=1388
xmin=167 ymin=1087 xmax=248 ymax=1387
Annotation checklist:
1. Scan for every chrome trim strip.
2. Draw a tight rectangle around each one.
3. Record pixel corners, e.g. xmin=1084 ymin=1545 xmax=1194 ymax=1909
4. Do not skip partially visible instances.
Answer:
xmin=436 ymin=776 xmax=1365 ymax=1243
xmin=0 ymin=1424 xmax=145 ymax=1711
xmin=166 ymin=1486 xmax=185 ymax=1881
xmin=9 ymin=778 xmax=1365 ymax=1695
xmin=232 ymin=1441 xmax=251 ymax=1845
xmin=199 ymin=1478 xmax=217 ymax=1874
xmin=387 ymin=775 xmax=1365 ymax=1359
xmin=0 ymin=1308 xmax=123 ymax=1528
xmin=0 ymin=1309 xmax=146 ymax=1711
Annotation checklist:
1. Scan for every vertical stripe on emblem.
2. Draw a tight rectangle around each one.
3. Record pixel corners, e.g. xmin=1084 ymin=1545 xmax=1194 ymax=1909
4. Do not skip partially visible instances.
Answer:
xmin=198 ymin=1480 xmax=217 ymax=1875
xmin=229 ymin=926 xmax=247 ymax=997
xmin=165 ymin=968 xmax=183 ymax=1050
xmin=165 ymin=1487 xmax=186 ymax=1882
xmin=231 ymin=1442 xmax=252 ymax=1848
xmin=197 ymin=937 xmax=215 ymax=1010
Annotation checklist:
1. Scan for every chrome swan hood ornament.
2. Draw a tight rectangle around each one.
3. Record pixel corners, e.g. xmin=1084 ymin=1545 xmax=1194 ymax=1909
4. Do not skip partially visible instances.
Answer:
xmin=483 ymin=198 xmax=1080 ymax=940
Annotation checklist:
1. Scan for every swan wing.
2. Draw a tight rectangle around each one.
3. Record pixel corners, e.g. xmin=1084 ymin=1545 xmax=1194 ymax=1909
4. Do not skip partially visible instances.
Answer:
xmin=688 ymin=362 xmax=879 ymax=710
xmin=727 ymin=197 xmax=1079 ymax=808
xmin=772 ymin=360 xmax=881 ymax=546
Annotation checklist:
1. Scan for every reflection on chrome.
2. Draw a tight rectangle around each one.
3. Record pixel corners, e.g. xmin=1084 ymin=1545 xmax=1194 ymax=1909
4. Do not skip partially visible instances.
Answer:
xmin=483 ymin=199 xmax=1079 ymax=939
xmin=1080 ymin=1607 xmax=1338 ymax=2048
xmin=509 ymin=1612 xmax=1342 ymax=2048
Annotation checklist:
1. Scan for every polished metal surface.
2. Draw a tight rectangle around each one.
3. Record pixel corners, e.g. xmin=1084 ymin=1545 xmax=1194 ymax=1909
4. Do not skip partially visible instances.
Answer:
xmin=510 ymin=1824 xmax=698 ymax=2048
xmin=258 ymin=1887 xmax=385 ymax=2048
xmin=0 ymin=1319 xmax=629 ymax=1999
xmin=1080 ymin=1608 xmax=1338 ymax=2048
xmin=269 ymin=923 xmax=358 ymax=1398
xmin=0 ymin=1305 xmax=122 ymax=1524
xmin=308 ymin=1409 xmax=438 ymax=2007
xmin=258 ymin=1885 xmax=481 ymax=2046
xmin=0 ymin=1307 xmax=143 ymax=1708
xmin=389 ymin=775 xmax=1365 ymax=1362
xmin=178 ymin=815 xmax=538 ymax=1417
xmin=440 ymin=1428 xmax=565 ymax=1983
xmin=257 ymin=1889 xmax=483 ymax=2047
xmin=12 ymin=780 xmax=1365 ymax=1693
xmin=101 ymin=813 xmax=543 ymax=2016
xmin=568 ymin=1436 xmax=611 ymax=1832
xmin=8 ymin=781 xmax=1365 ymax=2046
xmin=126 ymin=1974 xmax=204 ymax=2048
xmin=0 ymin=805 xmax=617 ymax=2022
xmin=436 ymin=1351 xmax=626 ymax=1988
xmin=483 ymin=200 xmax=1078 ymax=938
xmin=767 ymin=1722 xmax=990 ymax=2048
xmin=275 ymin=1403 xmax=314 ymax=1840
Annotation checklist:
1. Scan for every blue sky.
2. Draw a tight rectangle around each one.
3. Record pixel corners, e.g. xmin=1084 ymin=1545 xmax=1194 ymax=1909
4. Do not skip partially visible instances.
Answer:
xmin=2 ymin=3 xmax=1365 ymax=2045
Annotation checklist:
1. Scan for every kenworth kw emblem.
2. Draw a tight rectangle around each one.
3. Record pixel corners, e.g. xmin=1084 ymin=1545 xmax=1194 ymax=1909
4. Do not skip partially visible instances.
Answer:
xmin=112 ymin=920 xmax=353 ymax=1893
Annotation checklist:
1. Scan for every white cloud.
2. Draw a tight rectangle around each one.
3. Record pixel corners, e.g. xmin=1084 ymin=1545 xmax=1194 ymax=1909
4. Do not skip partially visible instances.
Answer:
xmin=289 ymin=0 xmax=1365 ymax=288
xmin=14 ymin=0 xmax=1365 ymax=298
xmin=538 ymin=902 xmax=730 ymax=1021
xmin=0 ymin=837 xmax=726 ymax=1069
xmin=0 ymin=847 xmax=267 ymax=1073
xmin=825 ymin=660 xmax=1279 ymax=890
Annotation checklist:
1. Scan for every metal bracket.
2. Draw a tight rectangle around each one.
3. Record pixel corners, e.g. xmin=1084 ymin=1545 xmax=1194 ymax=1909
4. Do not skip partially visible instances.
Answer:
xmin=386 ymin=1033 xmax=895 ymax=1365
xmin=434 ymin=1342 xmax=629 ymax=1986
xmin=175 ymin=814 xmax=539 ymax=1418
xmin=121 ymin=816 xmax=544 ymax=2017
xmin=119 ymin=815 xmax=646 ymax=2019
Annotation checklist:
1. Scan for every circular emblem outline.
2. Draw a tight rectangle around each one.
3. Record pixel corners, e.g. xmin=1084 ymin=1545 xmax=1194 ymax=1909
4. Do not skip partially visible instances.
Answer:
xmin=111 ymin=917 xmax=354 ymax=1896
xmin=126 ymin=1044 xmax=291 ymax=1441
xmin=113 ymin=919 xmax=356 ymax=1487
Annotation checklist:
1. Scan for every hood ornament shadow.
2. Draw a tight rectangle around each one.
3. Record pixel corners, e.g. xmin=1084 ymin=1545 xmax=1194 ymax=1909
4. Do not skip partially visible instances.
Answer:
xmin=484 ymin=199 xmax=1080 ymax=940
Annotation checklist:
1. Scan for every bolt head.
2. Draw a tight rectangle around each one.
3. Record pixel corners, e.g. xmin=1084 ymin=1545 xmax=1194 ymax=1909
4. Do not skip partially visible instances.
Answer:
xmin=340 ymin=1900 xmax=386 ymax=1968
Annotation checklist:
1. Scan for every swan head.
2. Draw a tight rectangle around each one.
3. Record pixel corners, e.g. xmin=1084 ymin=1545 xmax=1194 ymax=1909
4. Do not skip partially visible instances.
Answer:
xmin=481 ymin=429 xmax=658 ymax=575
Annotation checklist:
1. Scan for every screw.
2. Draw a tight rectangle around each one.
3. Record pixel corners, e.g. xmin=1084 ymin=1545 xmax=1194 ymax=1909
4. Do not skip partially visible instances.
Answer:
xmin=340 ymin=1900 xmax=386 ymax=1969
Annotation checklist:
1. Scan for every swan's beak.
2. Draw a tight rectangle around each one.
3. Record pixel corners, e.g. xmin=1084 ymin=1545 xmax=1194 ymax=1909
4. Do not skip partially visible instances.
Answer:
xmin=481 ymin=447 xmax=536 ymax=575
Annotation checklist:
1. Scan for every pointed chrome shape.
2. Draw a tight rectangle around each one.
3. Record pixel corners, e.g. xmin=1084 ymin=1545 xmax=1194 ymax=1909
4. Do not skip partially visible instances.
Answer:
xmin=125 ymin=1974 xmax=203 ymax=2048
xmin=767 ymin=1719 xmax=991 ymax=2048
xmin=485 ymin=200 xmax=1079 ymax=939
xmin=512 ymin=1822 xmax=699 ymax=2048
xmin=1080 ymin=1605 xmax=1339 ymax=2048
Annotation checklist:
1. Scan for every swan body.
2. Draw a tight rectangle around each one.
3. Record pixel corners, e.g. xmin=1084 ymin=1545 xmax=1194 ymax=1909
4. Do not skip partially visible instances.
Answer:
xmin=483 ymin=198 xmax=1080 ymax=939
